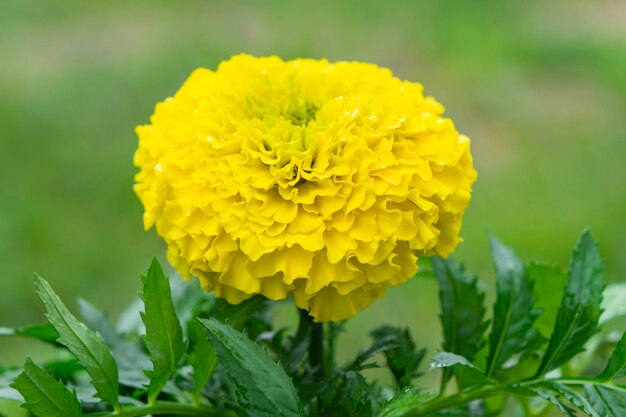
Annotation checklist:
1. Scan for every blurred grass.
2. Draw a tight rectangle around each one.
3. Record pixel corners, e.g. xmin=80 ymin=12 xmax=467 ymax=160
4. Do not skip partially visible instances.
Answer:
xmin=0 ymin=0 xmax=625 ymax=411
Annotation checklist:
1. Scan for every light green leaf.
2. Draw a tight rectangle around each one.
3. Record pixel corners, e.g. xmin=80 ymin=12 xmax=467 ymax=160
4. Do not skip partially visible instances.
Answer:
xmin=34 ymin=275 xmax=119 ymax=409
xmin=199 ymin=317 xmax=305 ymax=417
xmin=584 ymin=384 xmax=626 ymax=416
xmin=376 ymin=386 xmax=435 ymax=417
xmin=140 ymin=258 xmax=185 ymax=403
xmin=536 ymin=230 xmax=604 ymax=375
xmin=530 ymin=386 xmax=577 ymax=417
xmin=486 ymin=235 xmax=541 ymax=377
xmin=429 ymin=352 xmax=476 ymax=372
xmin=188 ymin=319 xmax=217 ymax=402
xmin=542 ymin=382 xmax=599 ymax=417
xmin=77 ymin=299 xmax=151 ymax=390
xmin=599 ymin=333 xmax=626 ymax=381
xmin=526 ymin=263 xmax=568 ymax=338
xmin=11 ymin=358 xmax=83 ymax=417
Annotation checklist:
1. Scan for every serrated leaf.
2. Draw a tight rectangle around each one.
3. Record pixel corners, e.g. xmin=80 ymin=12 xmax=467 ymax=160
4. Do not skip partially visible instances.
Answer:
xmin=433 ymin=257 xmax=488 ymax=388
xmin=526 ymin=263 xmax=568 ymax=338
xmin=369 ymin=326 xmax=426 ymax=387
xmin=376 ymin=386 xmax=435 ymax=417
xmin=537 ymin=230 xmax=604 ymax=375
xmin=34 ymin=276 xmax=119 ymax=409
xmin=10 ymin=358 xmax=83 ymax=417
xmin=433 ymin=257 xmax=488 ymax=360
xmin=339 ymin=370 xmax=372 ymax=413
xmin=530 ymin=386 xmax=577 ymax=417
xmin=542 ymin=382 xmax=599 ymax=417
xmin=0 ymin=324 xmax=60 ymax=345
xmin=599 ymin=333 xmax=626 ymax=381
xmin=485 ymin=235 xmax=541 ymax=377
xmin=140 ymin=258 xmax=184 ymax=403
xmin=199 ymin=317 xmax=305 ymax=417
xmin=188 ymin=319 xmax=216 ymax=401
xmin=584 ymin=384 xmax=626 ymax=416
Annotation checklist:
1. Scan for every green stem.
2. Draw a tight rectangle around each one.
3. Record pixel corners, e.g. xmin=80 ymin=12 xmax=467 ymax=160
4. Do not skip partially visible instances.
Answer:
xmin=299 ymin=309 xmax=324 ymax=379
xmin=310 ymin=320 xmax=324 ymax=379
xmin=86 ymin=402 xmax=236 ymax=417
xmin=402 ymin=385 xmax=503 ymax=417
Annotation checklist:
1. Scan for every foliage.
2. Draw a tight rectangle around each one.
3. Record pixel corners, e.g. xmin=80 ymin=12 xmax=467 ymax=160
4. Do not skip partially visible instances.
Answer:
xmin=1 ymin=229 xmax=625 ymax=416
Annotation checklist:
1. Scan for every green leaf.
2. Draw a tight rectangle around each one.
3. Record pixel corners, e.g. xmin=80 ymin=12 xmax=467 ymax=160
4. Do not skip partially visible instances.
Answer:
xmin=212 ymin=296 xmax=269 ymax=331
xmin=584 ymin=384 xmax=626 ymax=416
xmin=541 ymin=382 xmax=598 ymax=417
xmin=530 ymin=386 xmax=577 ymax=417
xmin=526 ymin=263 xmax=568 ymax=338
xmin=376 ymin=386 xmax=435 ymax=417
xmin=369 ymin=326 xmax=426 ymax=387
xmin=140 ymin=258 xmax=185 ymax=403
xmin=10 ymin=358 xmax=83 ymax=417
xmin=599 ymin=333 xmax=626 ymax=381
xmin=0 ymin=324 xmax=60 ymax=345
xmin=485 ymin=235 xmax=541 ymax=377
xmin=188 ymin=319 xmax=217 ymax=402
xmin=429 ymin=352 xmax=476 ymax=371
xmin=433 ymin=257 xmax=488 ymax=388
xmin=198 ymin=317 xmax=305 ymax=417
xmin=34 ymin=275 xmax=119 ymax=409
xmin=536 ymin=230 xmax=604 ymax=375
xmin=433 ymin=257 xmax=488 ymax=360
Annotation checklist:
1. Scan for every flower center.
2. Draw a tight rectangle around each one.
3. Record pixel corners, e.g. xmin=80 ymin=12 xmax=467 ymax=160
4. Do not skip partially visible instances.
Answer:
xmin=286 ymin=102 xmax=318 ymax=126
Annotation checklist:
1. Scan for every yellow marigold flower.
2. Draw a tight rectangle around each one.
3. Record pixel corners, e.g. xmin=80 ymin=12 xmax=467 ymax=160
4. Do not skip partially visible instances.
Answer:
xmin=134 ymin=54 xmax=476 ymax=322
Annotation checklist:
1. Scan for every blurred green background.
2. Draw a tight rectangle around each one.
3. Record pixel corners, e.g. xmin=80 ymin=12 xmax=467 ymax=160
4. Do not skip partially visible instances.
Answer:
xmin=1 ymin=0 xmax=625 ymax=412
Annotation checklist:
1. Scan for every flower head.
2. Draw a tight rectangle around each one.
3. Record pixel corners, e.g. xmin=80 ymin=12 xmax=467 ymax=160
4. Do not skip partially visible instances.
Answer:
xmin=134 ymin=54 xmax=476 ymax=322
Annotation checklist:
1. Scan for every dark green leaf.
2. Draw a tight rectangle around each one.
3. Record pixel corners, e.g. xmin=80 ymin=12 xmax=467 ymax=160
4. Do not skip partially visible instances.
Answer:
xmin=339 ymin=370 xmax=374 ymax=414
xmin=433 ymin=257 xmax=488 ymax=388
xmin=537 ymin=230 xmax=604 ymax=375
xmin=11 ymin=358 xmax=83 ymax=417
xmin=369 ymin=326 xmax=426 ymax=387
xmin=599 ymin=333 xmax=626 ymax=381
xmin=0 ymin=324 xmax=60 ymax=345
xmin=530 ymin=386 xmax=577 ymax=417
xmin=584 ymin=384 xmax=626 ymax=416
xmin=486 ymin=235 xmax=541 ymax=377
xmin=188 ymin=319 xmax=217 ymax=401
xmin=433 ymin=257 xmax=488 ymax=360
xmin=140 ymin=258 xmax=185 ymax=403
xmin=526 ymin=263 xmax=568 ymax=338
xmin=34 ymin=275 xmax=119 ymax=409
xmin=376 ymin=386 xmax=435 ymax=417
xmin=199 ymin=317 xmax=305 ymax=417
xmin=211 ymin=296 xmax=269 ymax=331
